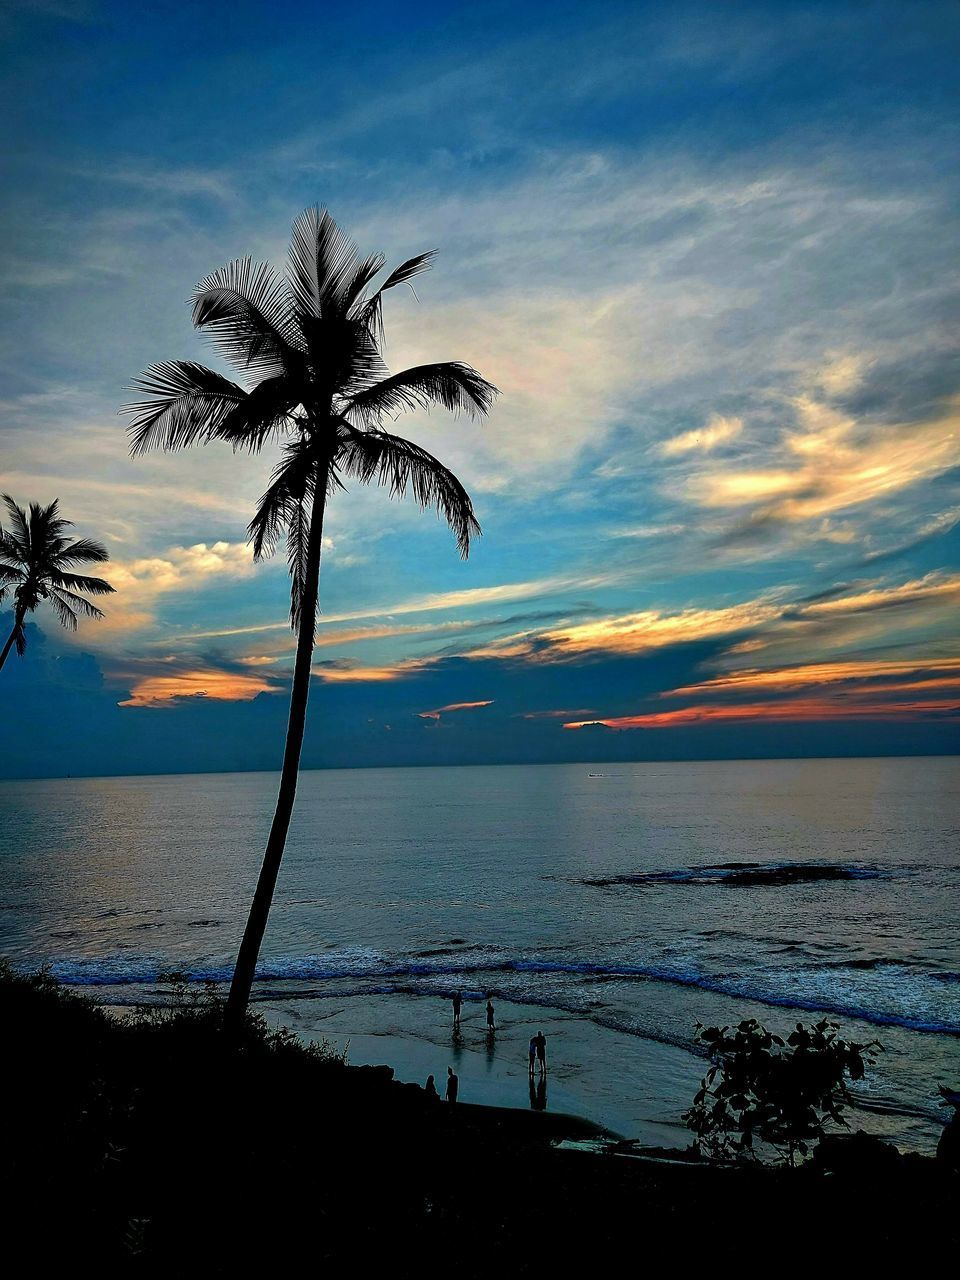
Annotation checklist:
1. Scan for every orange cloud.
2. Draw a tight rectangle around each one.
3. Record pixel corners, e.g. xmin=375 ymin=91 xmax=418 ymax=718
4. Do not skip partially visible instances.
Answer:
xmin=94 ymin=541 xmax=258 ymax=637
xmin=312 ymin=664 xmax=417 ymax=683
xmin=797 ymin=574 xmax=960 ymax=617
xmin=418 ymin=700 xmax=494 ymax=720
xmin=685 ymin=398 xmax=958 ymax=522
xmin=531 ymin=600 xmax=781 ymax=657
xmin=671 ymin=656 xmax=960 ymax=697
xmin=563 ymin=697 xmax=957 ymax=730
xmin=119 ymin=669 xmax=280 ymax=708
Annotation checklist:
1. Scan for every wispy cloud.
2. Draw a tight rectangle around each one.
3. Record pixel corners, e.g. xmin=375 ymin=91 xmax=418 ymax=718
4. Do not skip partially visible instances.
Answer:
xmin=171 ymin=573 xmax=596 ymax=642
xmin=660 ymin=414 xmax=743 ymax=456
xmin=418 ymin=699 xmax=494 ymax=721
xmin=684 ymin=394 xmax=958 ymax=525
xmin=563 ymin=696 xmax=957 ymax=731
xmin=670 ymin=656 xmax=960 ymax=698
xmin=476 ymin=598 xmax=783 ymax=662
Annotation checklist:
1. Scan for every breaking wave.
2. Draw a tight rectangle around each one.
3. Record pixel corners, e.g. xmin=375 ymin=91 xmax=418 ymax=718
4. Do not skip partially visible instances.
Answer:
xmin=40 ymin=946 xmax=960 ymax=1037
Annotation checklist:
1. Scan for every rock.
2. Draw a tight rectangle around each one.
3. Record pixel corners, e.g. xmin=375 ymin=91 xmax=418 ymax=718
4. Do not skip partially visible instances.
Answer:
xmin=811 ymin=1130 xmax=900 ymax=1174
xmin=936 ymin=1111 xmax=960 ymax=1173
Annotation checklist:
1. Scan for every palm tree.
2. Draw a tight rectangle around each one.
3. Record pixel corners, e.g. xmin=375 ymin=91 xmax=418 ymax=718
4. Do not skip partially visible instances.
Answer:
xmin=122 ymin=206 xmax=496 ymax=1031
xmin=0 ymin=495 xmax=115 ymax=671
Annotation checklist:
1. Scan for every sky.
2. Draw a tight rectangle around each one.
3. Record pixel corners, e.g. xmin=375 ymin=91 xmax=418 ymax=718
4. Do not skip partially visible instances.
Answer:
xmin=1 ymin=0 xmax=958 ymax=777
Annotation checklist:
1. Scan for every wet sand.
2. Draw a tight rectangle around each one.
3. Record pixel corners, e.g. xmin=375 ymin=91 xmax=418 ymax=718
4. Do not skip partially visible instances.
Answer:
xmin=257 ymin=989 xmax=701 ymax=1144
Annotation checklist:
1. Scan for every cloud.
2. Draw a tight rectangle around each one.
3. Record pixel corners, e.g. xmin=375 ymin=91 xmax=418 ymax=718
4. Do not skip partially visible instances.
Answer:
xmin=109 ymin=541 xmax=256 ymax=597
xmin=671 ymin=656 xmax=960 ymax=698
xmin=312 ymin=660 xmax=426 ymax=683
xmin=173 ymin=573 xmax=594 ymax=642
xmin=791 ymin=572 xmax=960 ymax=618
xmin=813 ymin=352 xmax=871 ymax=398
xmin=97 ymin=541 xmax=257 ymax=634
xmin=660 ymin=414 xmax=743 ymax=456
xmin=84 ymin=163 xmax=236 ymax=203
xmin=418 ymin=699 xmax=494 ymax=721
xmin=563 ymin=696 xmax=958 ymax=731
xmin=684 ymin=394 xmax=959 ymax=525
xmin=118 ymin=668 xmax=282 ymax=708
xmin=483 ymin=598 xmax=783 ymax=661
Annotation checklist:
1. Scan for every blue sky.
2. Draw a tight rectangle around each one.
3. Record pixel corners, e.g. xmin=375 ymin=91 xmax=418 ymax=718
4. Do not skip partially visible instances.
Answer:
xmin=1 ymin=0 xmax=958 ymax=776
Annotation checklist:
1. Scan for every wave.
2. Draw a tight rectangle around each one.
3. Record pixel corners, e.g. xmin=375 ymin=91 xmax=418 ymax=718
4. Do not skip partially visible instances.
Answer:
xmin=580 ymin=861 xmax=888 ymax=888
xmin=39 ymin=948 xmax=960 ymax=1037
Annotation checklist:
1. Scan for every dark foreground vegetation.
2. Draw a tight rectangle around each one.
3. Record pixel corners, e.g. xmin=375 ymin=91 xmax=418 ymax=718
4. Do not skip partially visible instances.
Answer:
xmin=3 ymin=965 xmax=955 ymax=1275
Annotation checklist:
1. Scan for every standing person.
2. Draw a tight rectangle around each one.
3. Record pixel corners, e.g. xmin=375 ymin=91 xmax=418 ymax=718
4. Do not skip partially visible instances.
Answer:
xmin=528 ymin=1035 xmax=537 ymax=1075
xmin=452 ymin=992 xmax=462 ymax=1027
xmin=446 ymin=1065 xmax=459 ymax=1105
xmin=535 ymin=1030 xmax=547 ymax=1074
xmin=424 ymin=1074 xmax=439 ymax=1101
xmin=486 ymin=996 xmax=496 ymax=1033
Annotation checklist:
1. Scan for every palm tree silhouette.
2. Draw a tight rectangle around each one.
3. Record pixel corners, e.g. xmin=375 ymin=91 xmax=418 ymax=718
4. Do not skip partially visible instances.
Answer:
xmin=0 ymin=495 xmax=115 ymax=672
xmin=123 ymin=206 xmax=496 ymax=1029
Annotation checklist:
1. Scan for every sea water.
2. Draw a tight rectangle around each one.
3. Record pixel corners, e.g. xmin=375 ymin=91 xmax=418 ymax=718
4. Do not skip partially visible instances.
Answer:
xmin=1 ymin=758 xmax=957 ymax=1150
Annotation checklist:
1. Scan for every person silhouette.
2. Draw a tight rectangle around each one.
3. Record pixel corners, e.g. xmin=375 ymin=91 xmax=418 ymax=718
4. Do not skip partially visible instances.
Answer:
xmin=486 ymin=996 xmax=496 ymax=1033
xmin=528 ymin=1035 xmax=537 ymax=1075
xmin=424 ymin=1074 xmax=439 ymax=1101
xmin=534 ymin=1030 xmax=547 ymax=1074
xmin=446 ymin=1065 xmax=459 ymax=1105
xmin=451 ymin=992 xmax=462 ymax=1026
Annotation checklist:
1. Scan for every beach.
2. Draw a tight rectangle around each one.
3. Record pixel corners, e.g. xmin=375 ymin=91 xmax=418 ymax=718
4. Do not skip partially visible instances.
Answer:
xmin=255 ymin=991 xmax=694 ymax=1142
xmin=5 ymin=964 xmax=957 ymax=1273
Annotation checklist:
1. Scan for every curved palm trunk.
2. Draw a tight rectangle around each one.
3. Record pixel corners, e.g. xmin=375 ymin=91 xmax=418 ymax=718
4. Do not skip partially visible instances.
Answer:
xmin=225 ymin=473 xmax=328 ymax=1033
xmin=0 ymin=604 xmax=25 ymax=672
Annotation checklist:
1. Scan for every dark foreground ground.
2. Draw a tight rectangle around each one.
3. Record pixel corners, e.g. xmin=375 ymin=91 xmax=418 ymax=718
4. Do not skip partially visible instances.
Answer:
xmin=3 ymin=966 xmax=956 ymax=1275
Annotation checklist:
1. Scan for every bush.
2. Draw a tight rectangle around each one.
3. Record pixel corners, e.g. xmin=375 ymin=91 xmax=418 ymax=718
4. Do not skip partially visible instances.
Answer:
xmin=682 ymin=1017 xmax=882 ymax=1165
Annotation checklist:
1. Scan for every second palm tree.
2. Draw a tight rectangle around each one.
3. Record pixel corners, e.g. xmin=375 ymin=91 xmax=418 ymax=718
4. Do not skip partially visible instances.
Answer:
xmin=123 ymin=207 xmax=496 ymax=1031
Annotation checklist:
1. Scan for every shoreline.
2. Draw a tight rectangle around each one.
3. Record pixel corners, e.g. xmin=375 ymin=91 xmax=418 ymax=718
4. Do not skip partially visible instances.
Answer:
xmin=113 ymin=984 xmax=942 ymax=1155
xmin=98 ymin=983 xmax=948 ymax=1154
xmin=8 ymin=965 xmax=957 ymax=1269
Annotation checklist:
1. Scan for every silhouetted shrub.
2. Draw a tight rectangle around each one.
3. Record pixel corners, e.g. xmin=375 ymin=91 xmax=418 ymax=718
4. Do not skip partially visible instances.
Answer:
xmin=682 ymin=1017 xmax=882 ymax=1164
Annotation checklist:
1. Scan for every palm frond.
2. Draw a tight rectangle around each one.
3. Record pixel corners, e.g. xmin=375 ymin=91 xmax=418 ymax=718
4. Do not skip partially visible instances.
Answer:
xmin=48 ymin=586 xmax=105 ymax=624
xmin=379 ymin=251 xmax=436 ymax=295
xmin=0 ymin=533 xmax=26 ymax=567
xmin=211 ymin=375 xmax=300 ymax=453
xmin=287 ymin=206 xmax=361 ymax=321
xmin=1 ymin=495 xmax=29 ymax=548
xmin=344 ymin=361 xmax=497 ymax=429
xmin=340 ymin=252 xmax=386 ymax=312
xmin=54 ymin=538 xmax=111 ymax=567
xmin=247 ymin=445 xmax=316 ymax=562
xmin=48 ymin=569 xmax=115 ymax=595
xmin=285 ymin=493 xmax=311 ymax=632
xmin=122 ymin=361 xmax=247 ymax=454
xmin=337 ymin=425 xmax=480 ymax=557
xmin=192 ymin=257 xmax=302 ymax=376
xmin=46 ymin=589 xmax=79 ymax=630
xmin=354 ymin=250 xmax=436 ymax=345
xmin=247 ymin=444 xmax=328 ymax=629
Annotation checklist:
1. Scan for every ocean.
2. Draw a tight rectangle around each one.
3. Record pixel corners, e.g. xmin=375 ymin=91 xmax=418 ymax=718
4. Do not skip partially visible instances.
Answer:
xmin=1 ymin=757 xmax=957 ymax=1152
